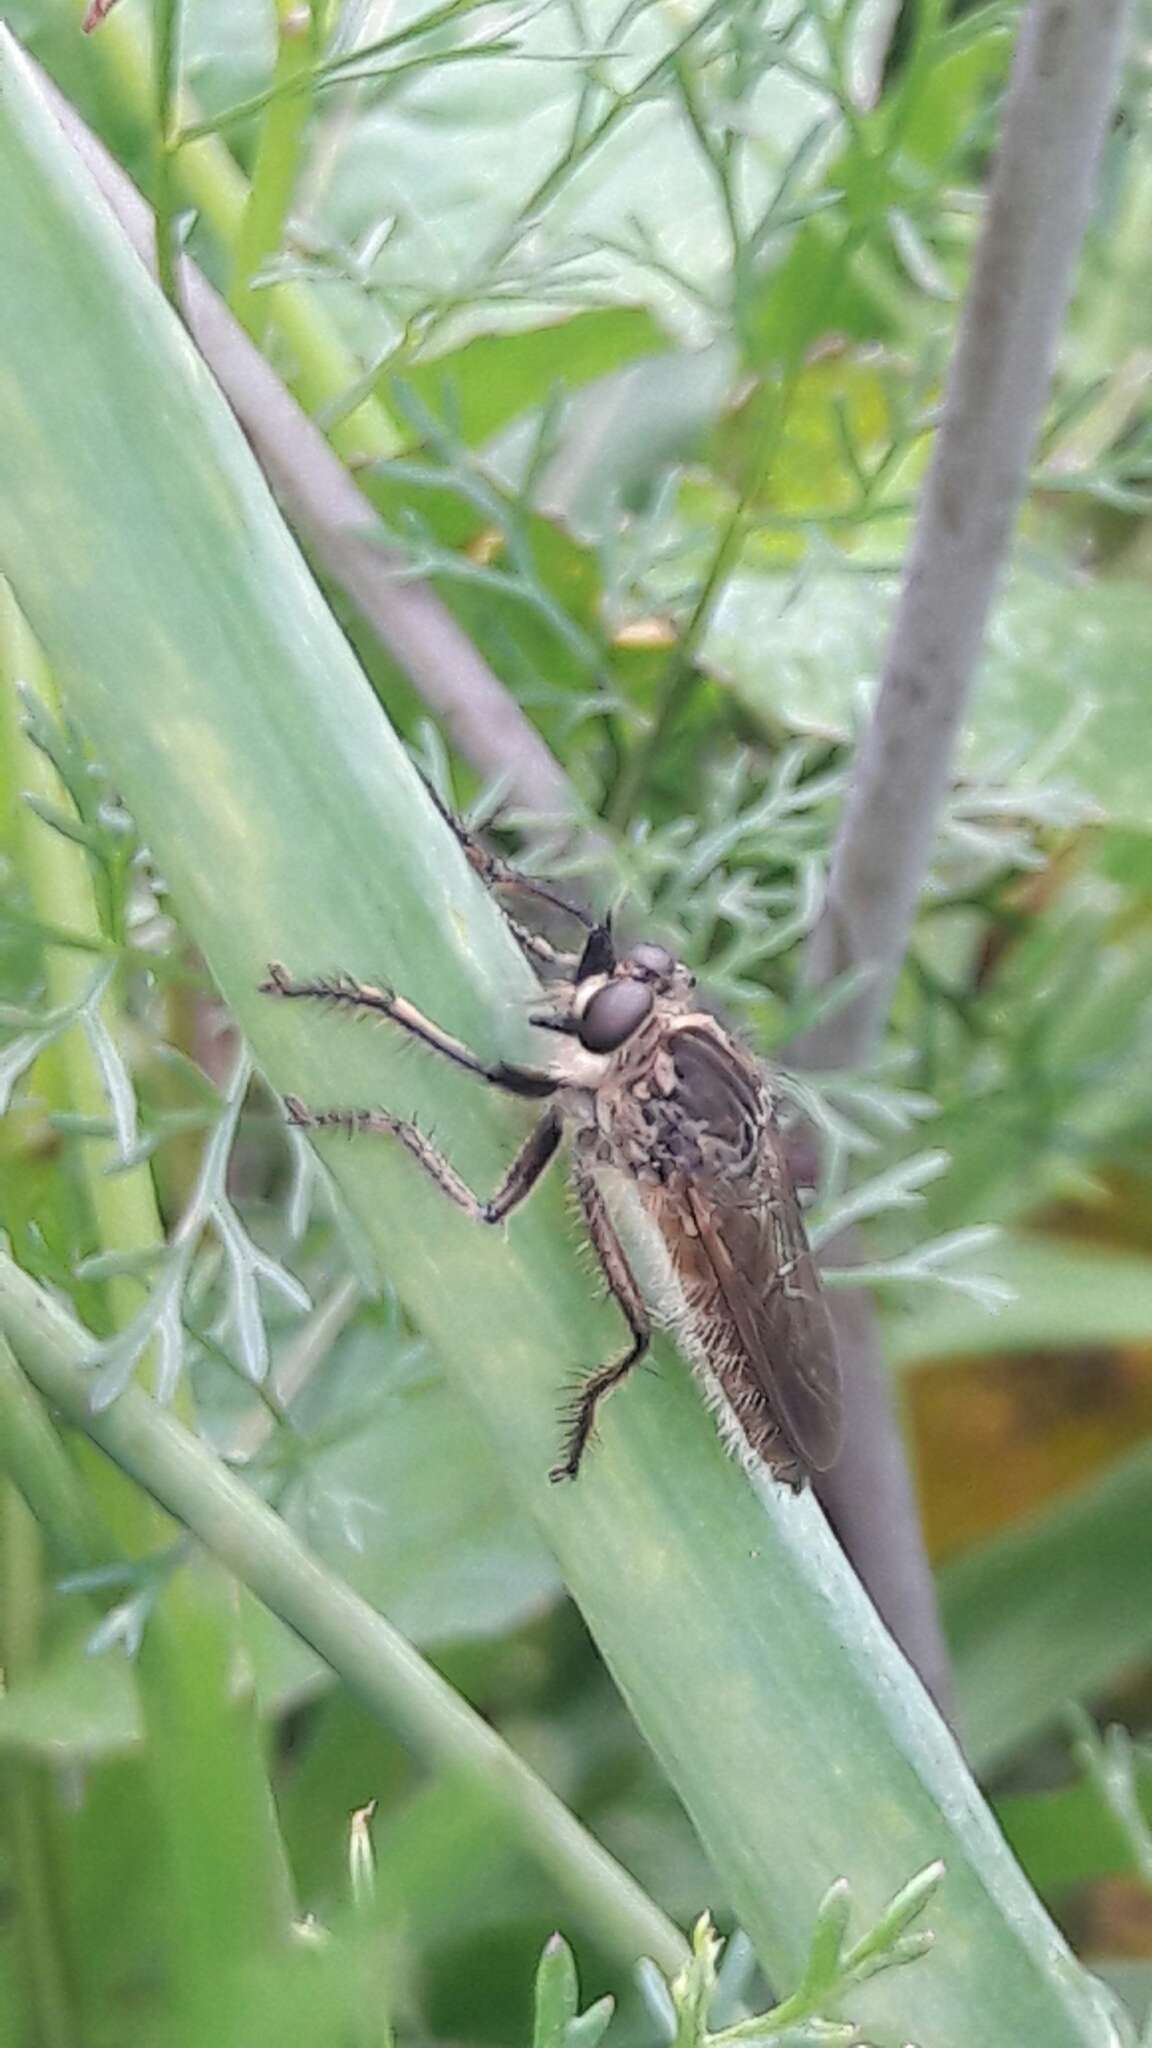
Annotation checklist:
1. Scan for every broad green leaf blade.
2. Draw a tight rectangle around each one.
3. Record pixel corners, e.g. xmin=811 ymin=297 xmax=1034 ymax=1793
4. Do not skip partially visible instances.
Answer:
xmin=316 ymin=3 xmax=828 ymax=333
xmin=398 ymin=308 xmax=670 ymax=448
xmin=886 ymin=1233 xmax=1152 ymax=1364
xmin=0 ymin=1615 xmax=140 ymax=1762
xmin=709 ymin=566 xmax=1152 ymax=827
xmin=944 ymin=1441 xmax=1152 ymax=1773
xmin=0 ymin=38 xmax=1119 ymax=2047
xmin=282 ymin=1333 xmax=562 ymax=1645
xmin=996 ymin=1774 xmax=1151 ymax=1902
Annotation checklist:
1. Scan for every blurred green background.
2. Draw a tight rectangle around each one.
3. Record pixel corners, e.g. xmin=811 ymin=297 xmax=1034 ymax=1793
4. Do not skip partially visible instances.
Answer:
xmin=3 ymin=0 xmax=1152 ymax=2043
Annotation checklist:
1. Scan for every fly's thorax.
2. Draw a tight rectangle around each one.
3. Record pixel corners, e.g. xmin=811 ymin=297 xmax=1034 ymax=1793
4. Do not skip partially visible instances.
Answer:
xmin=591 ymin=1012 xmax=676 ymax=1162
xmin=547 ymin=1037 xmax=613 ymax=1094
xmin=595 ymin=1011 xmax=768 ymax=1188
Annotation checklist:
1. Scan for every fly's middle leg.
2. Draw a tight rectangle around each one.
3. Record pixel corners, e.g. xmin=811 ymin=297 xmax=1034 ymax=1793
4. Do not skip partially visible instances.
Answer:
xmin=551 ymin=1167 xmax=651 ymax=1483
xmin=284 ymin=1098 xmax=563 ymax=1224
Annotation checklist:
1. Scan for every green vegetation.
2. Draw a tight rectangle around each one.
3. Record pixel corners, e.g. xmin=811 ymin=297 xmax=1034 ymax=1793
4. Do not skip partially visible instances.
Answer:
xmin=1 ymin=3 xmax=1151 ymax=2045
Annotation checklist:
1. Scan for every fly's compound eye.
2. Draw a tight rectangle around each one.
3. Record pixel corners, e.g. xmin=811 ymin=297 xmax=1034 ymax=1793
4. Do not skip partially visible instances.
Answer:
xmin=578 ymin=979 xmax=654 ymax=1053
xmin=627 ymin=942 xmax=676 ymax=980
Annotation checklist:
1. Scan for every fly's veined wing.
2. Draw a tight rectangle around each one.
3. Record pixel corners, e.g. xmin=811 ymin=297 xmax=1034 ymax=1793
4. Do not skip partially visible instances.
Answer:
xmin=667 ymin=1029 xmax=843 ymax=1474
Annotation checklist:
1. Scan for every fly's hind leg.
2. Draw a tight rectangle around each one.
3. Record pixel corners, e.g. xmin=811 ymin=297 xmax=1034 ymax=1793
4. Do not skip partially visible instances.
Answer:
xmin=551 ymin=1168 xmax=651 ymax=1483
xmin=285 ymin=1098 xmax=563 ymax=1223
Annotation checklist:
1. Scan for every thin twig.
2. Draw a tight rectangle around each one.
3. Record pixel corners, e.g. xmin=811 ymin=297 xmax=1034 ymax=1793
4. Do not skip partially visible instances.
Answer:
xmin=795 ymin=0 xmax=1133 ymax=1718
xmin=799 ymin=0 xmax=1132 ymax=1061
xmin=31 ymin=61 xmax=587 ymax=840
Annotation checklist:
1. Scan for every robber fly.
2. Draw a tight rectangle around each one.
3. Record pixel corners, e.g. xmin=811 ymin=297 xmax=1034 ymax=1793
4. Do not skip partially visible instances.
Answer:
xmin=260 ymin=789 xmax=842 ymax=1488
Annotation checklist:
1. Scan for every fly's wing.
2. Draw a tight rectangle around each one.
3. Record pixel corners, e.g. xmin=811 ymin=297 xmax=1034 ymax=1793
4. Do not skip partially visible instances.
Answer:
xmin=668 ymin=1028 xmax=843 ymax=1474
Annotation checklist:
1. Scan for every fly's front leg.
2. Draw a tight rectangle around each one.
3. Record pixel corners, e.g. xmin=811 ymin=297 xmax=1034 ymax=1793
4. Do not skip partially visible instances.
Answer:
xmin=261 ymin=963 xmax=557 ymax=1100
xmin=551 ymin=1167 xmax=651 ymax=1484
xmin=285 ymin=1098 xmax=563 ymax=1224
xmin=417 ymin=771 xmax=589 ymax=970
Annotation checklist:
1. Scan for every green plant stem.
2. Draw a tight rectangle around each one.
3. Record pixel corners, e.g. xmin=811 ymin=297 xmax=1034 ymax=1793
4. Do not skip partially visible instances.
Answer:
xmin=611 ymin=0 xmax=962 ymax=831
xmin=0 ymin=1330 xmax=109 ymax=1573
xmin=0 ymin=1249 xmax=689 ymax=1983
xmin=176 ymin=0 xmax=500 ymax=140
xmin=28 ymin=60 xmax=586 ymax=836
xmin=228 ymin=0 xmax=316 ymax=343
xmin=522 ymin=0 xmax=729 ymax=216
xmin=606 ymin=313 xmax=820 ymax=828
xmin=0 ymin=597 xmax=299 ymax=2040
xmin=672 ymin=56 xmax=748 ymax=307
xmin=0 ymin=1481 xmax=79 ymax=2048
xmin=0 ymin=590 xmax=161 ymax=1374
xmin=605 ymin=378 xmax=791 ymax=829
xmin=4 ymin=1764 xmax=77 ymax=2048
xmin=152 ymin=0 xmax=181 ymax=308
xmin=440 ymin=0 xmax=734 ymax=350
xmin=66 ymin=0 xmax=397 ymax=459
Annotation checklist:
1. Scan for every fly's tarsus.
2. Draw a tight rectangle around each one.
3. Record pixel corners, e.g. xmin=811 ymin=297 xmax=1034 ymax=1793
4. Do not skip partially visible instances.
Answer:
xmin=549 ymin=1327 xmax=652 ymax=1483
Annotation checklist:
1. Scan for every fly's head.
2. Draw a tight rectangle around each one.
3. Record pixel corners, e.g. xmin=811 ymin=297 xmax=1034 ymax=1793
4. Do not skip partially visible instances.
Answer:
xmin=531 ymin=923 xmax=696 ymax=1064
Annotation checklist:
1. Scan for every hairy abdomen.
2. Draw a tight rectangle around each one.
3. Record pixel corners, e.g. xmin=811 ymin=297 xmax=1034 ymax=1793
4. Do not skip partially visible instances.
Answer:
xmin=589 ymin=1164 xmax=806 ymax=1488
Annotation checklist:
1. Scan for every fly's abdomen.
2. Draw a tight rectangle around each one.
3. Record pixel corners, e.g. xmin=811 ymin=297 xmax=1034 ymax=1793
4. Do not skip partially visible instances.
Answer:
xmin=586 ymin=1163 xmax=808 ymax=1489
